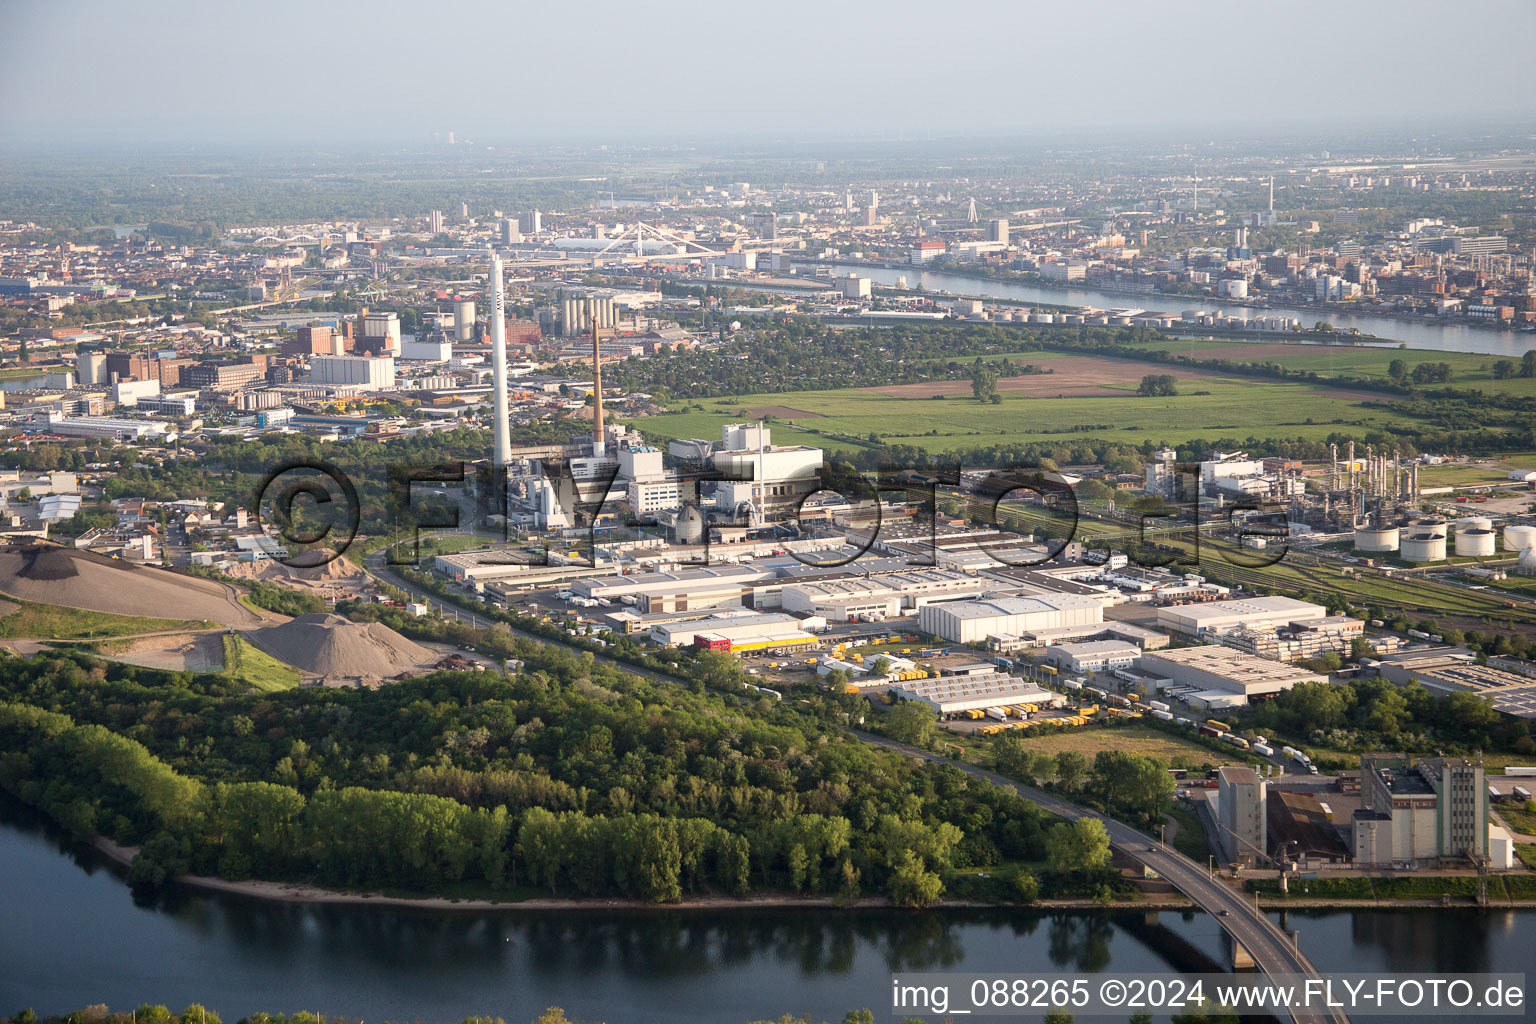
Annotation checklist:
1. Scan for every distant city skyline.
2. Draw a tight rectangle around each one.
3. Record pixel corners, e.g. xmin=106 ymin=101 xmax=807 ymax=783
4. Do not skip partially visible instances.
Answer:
xmin=3 ymin=0 xmax=1535 ymax=147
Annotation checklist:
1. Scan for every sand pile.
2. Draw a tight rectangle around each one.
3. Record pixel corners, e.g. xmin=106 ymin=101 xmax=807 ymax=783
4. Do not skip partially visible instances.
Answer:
xmin=248 ymin=613 xmax=436 ymax=679
xmin=0 ymin=544 xmax=266 ymax=627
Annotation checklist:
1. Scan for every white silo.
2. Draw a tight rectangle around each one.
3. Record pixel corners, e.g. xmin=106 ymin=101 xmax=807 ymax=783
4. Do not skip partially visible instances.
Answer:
xmin=454 ymin=299 xmax=477 ymax=342
xmin=1503 ymin=523 xmax=1536 ymax=554
xmin=1401 ymin=530 xmax=1447 ymax=562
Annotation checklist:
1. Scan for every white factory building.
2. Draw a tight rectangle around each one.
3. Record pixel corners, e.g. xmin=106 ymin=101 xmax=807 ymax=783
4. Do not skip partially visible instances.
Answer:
xmin=709 ymin=423 xmax=824 ymax=513
xmin=1133 ymin=647 xmax=1326 ymax=708
xmin=891 ymin=672 xmax=1068 ymax=717
xmin=1155 ymin=596 xmax=1327 ymax=637
xmin=780 ymin=569 xmax=1000 ymax=622
xmin=309 ymin=354 xmax=396 ymax=391
xmin=1046 ymin=639 xmax=1141 ymax=674
xmin=918 ymin=593 xmax=1104 ymax=644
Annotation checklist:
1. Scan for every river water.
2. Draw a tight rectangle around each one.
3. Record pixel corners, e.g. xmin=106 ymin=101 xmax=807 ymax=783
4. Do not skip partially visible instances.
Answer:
xmin=816 ymin=262 xmax=1533 ymax=358
xmin=1 ymin=800 xmax=1529 ymax=1024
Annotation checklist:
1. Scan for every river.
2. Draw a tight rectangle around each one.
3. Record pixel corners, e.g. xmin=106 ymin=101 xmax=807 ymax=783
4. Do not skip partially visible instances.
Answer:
xmin=1 ymin=801 xmax=1530 ymax=1024
xmin=816 ymin=262 xmax=1533 ymax=358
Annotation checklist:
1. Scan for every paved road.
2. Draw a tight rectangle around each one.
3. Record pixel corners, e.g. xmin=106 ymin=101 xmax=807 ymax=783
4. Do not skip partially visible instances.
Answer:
xmin=858 ymin=732 xmax=1349 ymax=1024
xmin=365 ymin=553 xmax=1347 ymax=1024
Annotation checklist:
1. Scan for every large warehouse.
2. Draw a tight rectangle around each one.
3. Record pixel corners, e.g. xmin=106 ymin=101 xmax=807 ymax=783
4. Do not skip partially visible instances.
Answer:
xmin=779 ymin=568 xmax=999 ymax=622
xmin=891 ymin=672 xmax=1068 ymax=717
xmin=1134 ymin=646 xmax=1326 ymax=707
xmin=1155 ymin=596 xmax=1327 ymax=637
xmin=650 ymin=612 xmax=819 ymax=654
xmin=918 ymin=593 xmax=1104 ymax=644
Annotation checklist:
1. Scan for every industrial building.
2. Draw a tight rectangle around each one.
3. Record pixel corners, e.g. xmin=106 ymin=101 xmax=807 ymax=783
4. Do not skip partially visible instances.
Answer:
xmin=780 ymin=569 xmax=1000 ymax=622
xmin=917 ymin=593 xmax=1104 ymax=644
xmin=648 ymin=612 xmax=818 ymax=654
xmin=890 ymin=672 xmax=1067 ymax=717
xmin=1351 ymin=754 xmax=1487 ymax=866
xmin=1133 ymin=647 xmax=1326 ymax=707
xmin=572 ymin=564 xmax=765 ymax=613
xmin=1155 ymin=596 xmax=1327 ymax=637
xmin=1046 ymin=639 xmax=1141 ymax=674
xmin=1217 ymin=765 xmax=1267 ymax=867
xmin=309 ymin=354 xmax=396 ymax=391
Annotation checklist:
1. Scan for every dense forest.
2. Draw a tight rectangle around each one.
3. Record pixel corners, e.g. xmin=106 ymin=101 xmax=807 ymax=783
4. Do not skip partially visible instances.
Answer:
xmin=0 ymin=638 xmax=1077 ymax=905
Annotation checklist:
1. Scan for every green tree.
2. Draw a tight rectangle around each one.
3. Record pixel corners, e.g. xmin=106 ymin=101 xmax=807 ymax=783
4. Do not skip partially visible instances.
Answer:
xmin=1046 ymin=818 xmax=1111 ymax=873
xmin=884 ymin=701 xmax=937 ymax=747
xmin=888 ymin=849 xmax=944 ymax=906
xmin=1054 ymin=751 xmax=1089 ymax=791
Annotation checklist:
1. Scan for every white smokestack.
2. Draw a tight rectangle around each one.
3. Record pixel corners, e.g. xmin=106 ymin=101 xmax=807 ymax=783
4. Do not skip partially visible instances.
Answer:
xmin=488 ymin=250 xmax=512 ymax=468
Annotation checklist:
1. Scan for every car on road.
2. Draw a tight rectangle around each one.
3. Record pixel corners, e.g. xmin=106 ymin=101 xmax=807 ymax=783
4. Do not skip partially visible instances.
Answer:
xmin=1218 ymin=909 xmax=1230 ymax=916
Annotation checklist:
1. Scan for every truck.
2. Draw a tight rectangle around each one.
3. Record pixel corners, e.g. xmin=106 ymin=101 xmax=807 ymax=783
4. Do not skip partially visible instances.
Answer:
xmin=1292 ymin=750 xmax=1310 ymax=767
xmin=1204 ymin=719 xmax=1231 ymax=735
xmin=1148 ymin=700 xmax=1170 ymax=712
xmin=1506 ymin=767 xmax=1536 ymax=777
xmin=985 ymin=707 xmax=1010 ymax=721
xmin=1064 ymin=680 xmax=1084 ymax=691
xmin=1223 ymin=734 xmax=1251 ymax=749
xmin=1150 ymin=709 xmax=1175 ymax=721
xmin=1198 ymin=724 xmax=1221 ymax=738
xmin=1254 ymin=742 xmax=1274 ymax=756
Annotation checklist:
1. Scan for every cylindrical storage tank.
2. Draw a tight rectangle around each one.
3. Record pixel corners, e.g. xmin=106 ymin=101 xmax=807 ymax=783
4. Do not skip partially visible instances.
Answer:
xmin=1401 ymin=531 xmax=1447 ymax=562
xmin=454 ymin=299 xmax=476 ymax=342
xmin=1504 ymin=524 xmax=1536 ymax=554
xmin=1461 ymin=516 xmax=1494 ymax=531
xmin=1354 ymin=525 xmax=1400 ymax=552
xmin=1455 ymin=526 xmax=1496 ymax=557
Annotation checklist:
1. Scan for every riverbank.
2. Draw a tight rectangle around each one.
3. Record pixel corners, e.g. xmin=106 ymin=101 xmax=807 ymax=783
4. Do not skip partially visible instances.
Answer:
xmin=87 ymin=834 xmax=1187 ymax=912
xmin=86 ymin=834 xmax=1536 ymax=916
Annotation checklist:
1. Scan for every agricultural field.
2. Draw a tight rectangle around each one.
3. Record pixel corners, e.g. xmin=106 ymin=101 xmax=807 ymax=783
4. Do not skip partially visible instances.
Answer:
xmin=1133 ymin=337 xmax=1536 ymax=397
xmin=629 ymin=370 xmax=1438 ymax=455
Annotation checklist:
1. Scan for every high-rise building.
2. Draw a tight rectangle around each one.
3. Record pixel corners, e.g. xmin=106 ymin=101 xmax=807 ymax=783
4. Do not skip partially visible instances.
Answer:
xmin=521 ymin=210 xmax=542 ymax=234
xmin=428 ymin=210 xmax=444 ymax=234
xmin=1217 ymin=765 xmax=1267 ymax=866
xmin=986 ymin=218 xmax=1009 ymax=245
xmin=500 ymin=218 xmax=521 ymax=244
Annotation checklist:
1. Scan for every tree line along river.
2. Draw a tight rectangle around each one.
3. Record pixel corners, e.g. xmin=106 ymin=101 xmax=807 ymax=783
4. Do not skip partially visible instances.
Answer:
xmin=1 ymin=798 xmax=1529 ymax=1024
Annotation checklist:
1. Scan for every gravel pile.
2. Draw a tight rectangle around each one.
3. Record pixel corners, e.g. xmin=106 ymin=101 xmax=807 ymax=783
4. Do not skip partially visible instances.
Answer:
xmin=248 ymin=613 xmax=436 ymax=678
xmin=0 ymin=544 xmax=265 ymax=627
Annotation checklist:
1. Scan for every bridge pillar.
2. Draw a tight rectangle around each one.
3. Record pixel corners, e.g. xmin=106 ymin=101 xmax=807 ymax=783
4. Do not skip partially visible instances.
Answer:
xmin=1230 ymin=938 xmax=1255 ymax=970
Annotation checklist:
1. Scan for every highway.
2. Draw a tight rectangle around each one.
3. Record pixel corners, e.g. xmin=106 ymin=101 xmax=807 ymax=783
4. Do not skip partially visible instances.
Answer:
xmin=365 ymin=552 xmax=1347 ymax=1024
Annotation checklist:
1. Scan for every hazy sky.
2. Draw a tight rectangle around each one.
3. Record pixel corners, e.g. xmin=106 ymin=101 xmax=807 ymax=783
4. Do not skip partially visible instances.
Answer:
xmin=3 ymin=0 xmax=1534 ymax=148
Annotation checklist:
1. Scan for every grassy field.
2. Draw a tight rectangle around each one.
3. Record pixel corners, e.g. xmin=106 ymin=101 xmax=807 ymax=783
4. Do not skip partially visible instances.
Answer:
xmin=1166 ymin=804 xmax=1213 ymax=861
xmin=1499 ymin=802 xmax=1536 ymax=837
xmin=1006 ymin=723 xmax=1224 ymax=766
xmin=0 ymin=599 xmax=203 ymax=640
xmin=222 ymin=634 xmax=301 ymax=692
xmin=630 ymin=375 xmax=1436 ymax=455
xmin=1135 ymin=337 xmax=1536 ymax=397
